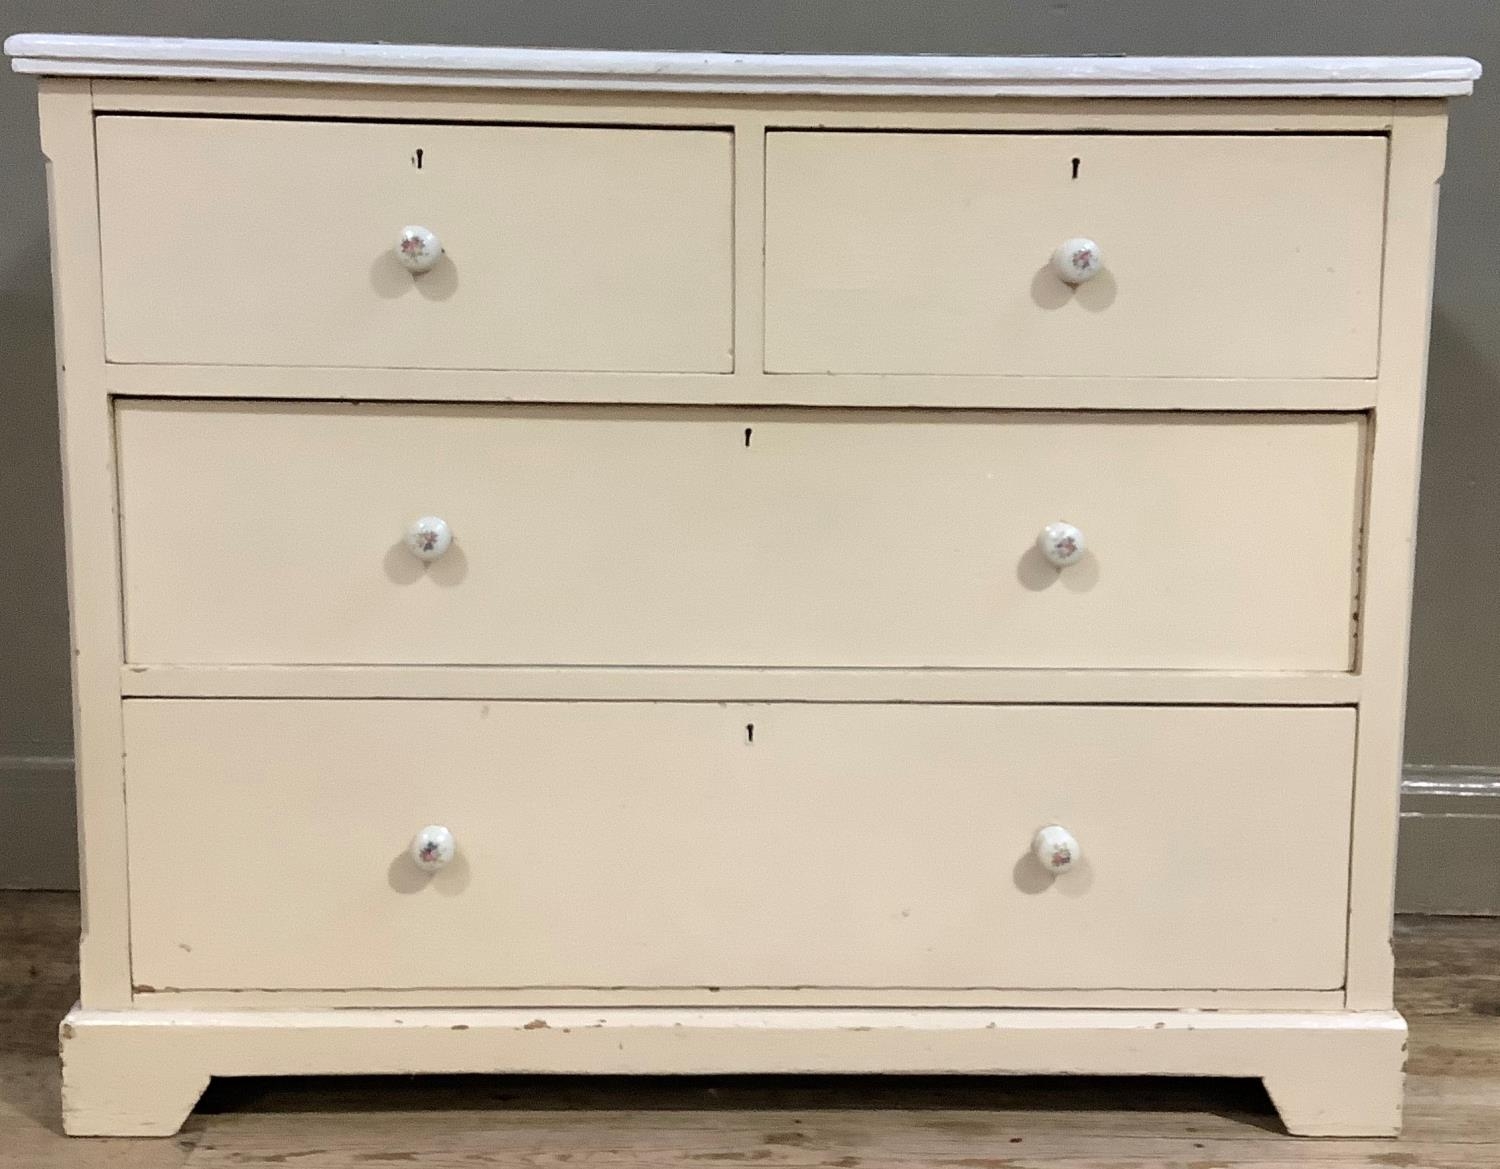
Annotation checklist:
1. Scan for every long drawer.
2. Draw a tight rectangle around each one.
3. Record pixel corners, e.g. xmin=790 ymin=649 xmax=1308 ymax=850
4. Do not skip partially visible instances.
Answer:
xmin=95 ymin=117 xmax=735 ymax=372
xmin=124 ymin=700 xmax=1355 ymax=993
xmin=765 ymin=132 xmax=1387 ymax=377
xmin=115 ymin=401 xmax=1365 ymax=670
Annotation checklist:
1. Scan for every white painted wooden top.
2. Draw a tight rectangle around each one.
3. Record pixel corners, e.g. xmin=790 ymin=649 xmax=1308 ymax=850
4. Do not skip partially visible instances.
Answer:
xmin=2 ymin=35 xmax=1482 ymax=97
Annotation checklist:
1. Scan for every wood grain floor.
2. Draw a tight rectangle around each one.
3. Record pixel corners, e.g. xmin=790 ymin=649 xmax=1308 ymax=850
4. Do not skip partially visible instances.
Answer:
xmin=1 ymin=891 xmax=1496 ymax=1167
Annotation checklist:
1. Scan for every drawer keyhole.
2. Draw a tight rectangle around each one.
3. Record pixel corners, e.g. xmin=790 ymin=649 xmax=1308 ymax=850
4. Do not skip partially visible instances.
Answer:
xmin=1071 ymin=157 xmax=1081 ymax=180
xmin=746 ymin=723 xmax=754 ymax=744
xmin=744 ymin=427 xmax=753 ymax=448
xmin=413 ymin=147 xmax=424 ymax=170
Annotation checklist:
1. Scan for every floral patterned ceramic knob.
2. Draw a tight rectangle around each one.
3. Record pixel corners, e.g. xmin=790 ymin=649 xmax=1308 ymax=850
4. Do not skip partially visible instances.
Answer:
xmin=410 ymin=825 xmax=456 ymax=872
xmin=396 ymin=224 xmax=443 ymax=273
xmin=1033 ymin=824 xmax=1081 ymax=875
xmin=1037 ymin=521 xmax=1086 ymax=568
xmin=1050 ymin=237 xmax=1103 ymax=284
xmin=404 ymin=516 xmax=453 ymax=562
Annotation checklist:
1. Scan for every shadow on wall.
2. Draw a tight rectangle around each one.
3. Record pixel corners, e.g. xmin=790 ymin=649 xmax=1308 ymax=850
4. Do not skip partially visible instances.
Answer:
xmin=0 ymin=227 xmax=76 ymax=892
xmin=1407 ymin=308 xmax=1500 ymax=766
xmin=0 ymin=228 xmax=71 ymax=756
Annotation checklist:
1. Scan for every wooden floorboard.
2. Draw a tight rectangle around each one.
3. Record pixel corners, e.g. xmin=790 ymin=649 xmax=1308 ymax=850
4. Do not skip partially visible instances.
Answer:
xmin=1 ymin=891 xmax=1496 ymax=1166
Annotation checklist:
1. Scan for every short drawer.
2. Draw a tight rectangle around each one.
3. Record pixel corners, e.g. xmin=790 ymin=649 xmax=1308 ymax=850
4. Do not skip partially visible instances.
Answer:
xmin=96 ymin=117 xmax=734 ymax=372
xmin=115 ymin=401 xmax=1365 ymax=670
xmin=765 ymin=132 xmax=1387 ymax=377
xmin=125 ymin=700 xmax=1354 ymax=993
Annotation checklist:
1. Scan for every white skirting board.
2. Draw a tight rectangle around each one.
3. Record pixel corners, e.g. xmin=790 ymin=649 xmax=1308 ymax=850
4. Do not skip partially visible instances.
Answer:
xmin=59 ymin=1005 xmax=1407 ymax=1138
xmin=1396 ymin=766 xmax=1500 ymax=914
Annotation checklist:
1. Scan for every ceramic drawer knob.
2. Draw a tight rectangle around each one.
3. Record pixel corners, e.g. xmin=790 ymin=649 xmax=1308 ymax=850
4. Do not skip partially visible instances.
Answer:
xmin=1037 ymin=521 xmax=1086 ymax=567
xmin=1033 ymin=824 xmax=1081 ymax=875
xmin=1050 ymin=237 xmax=1104 ymax=284
xmin=404 ymin=515 xmax=453 ymax=562
xmin=410 ymin=825 xmax=456 ymax=872
xmin=396 ymin=224 xmax=443 ymax=272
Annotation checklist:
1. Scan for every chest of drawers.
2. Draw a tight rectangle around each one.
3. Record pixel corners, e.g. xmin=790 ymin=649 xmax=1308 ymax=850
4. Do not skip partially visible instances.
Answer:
xmin=7 ymin=35 xmax=1479 ymax=1137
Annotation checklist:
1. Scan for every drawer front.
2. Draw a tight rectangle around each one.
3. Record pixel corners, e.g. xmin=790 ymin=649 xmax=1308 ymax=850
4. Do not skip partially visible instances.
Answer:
xmin=117 ymin=401 xmax=1363 ymax=669
xmin=765 ymin=132 xmax=1386 ymax=377
xmin=125 ymin=701 xmax=1354 ymax=993
xmin=96 ymin=117 xmax=734 ymax=372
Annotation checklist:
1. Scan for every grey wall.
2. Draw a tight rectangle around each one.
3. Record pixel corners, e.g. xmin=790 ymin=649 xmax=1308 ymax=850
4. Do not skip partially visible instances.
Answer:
xmin=3 ymin=2 xmax=1499 ymax=887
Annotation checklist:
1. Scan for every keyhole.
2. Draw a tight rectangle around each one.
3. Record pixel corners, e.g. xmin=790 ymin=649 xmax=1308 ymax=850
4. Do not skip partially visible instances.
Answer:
xmin=1071 ymin=157 xmax=1081 ymax=180
xmin=746 ymin=723 xmax=755 ymax=744
xmin=413 ymin=148 xmax=424 ymax=170
xmin=744 ymin=427 xmax=753 ymax=448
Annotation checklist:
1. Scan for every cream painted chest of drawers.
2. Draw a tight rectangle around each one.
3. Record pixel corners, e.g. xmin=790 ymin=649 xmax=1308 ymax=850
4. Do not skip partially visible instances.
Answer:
xmin=7 ymin=34 xmax=1480 ymax=1137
